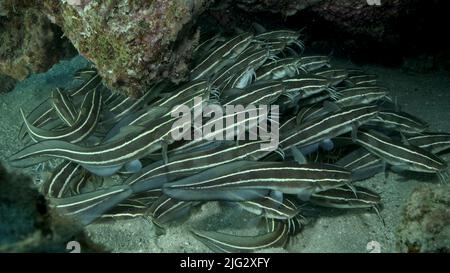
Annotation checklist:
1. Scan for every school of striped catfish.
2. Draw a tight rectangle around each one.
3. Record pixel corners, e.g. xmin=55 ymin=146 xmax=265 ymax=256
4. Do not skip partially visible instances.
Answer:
xmin=8 ymin=29 xmax=450 ymax=252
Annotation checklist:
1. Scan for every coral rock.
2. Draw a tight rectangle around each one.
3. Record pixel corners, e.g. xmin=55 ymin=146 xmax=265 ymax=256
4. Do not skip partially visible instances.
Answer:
xmin=397 ymin=184 xmax=450 ymax=253
xmin=0 ymin=4 xmax=74 ymax=80
xmin=41 ymin=0 xmax=210 ymax=97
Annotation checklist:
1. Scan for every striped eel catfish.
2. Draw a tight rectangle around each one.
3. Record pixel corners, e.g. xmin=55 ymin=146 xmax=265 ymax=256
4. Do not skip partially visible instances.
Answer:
xmin=18 ymin=73 xmax=102 ymax=142
xmin=100 ymin=198 xmax=148 ymax=219
xmin=279 ymin=104 xmax=379 ymax=150
xmin=335 ymin=86 xmax=390 ymax=107
xmin=193 ymin=34 xmax=226 ymax=59
xmin=237 ymin=195 xmax=300 ymax=220
xmin=18 ymin=99 xmax=56 ymax=142
xmin=49 ymin=184 xmax=133 ymax=226
xmin=212 ymin=47 xmax=270 ymax=90
xmin=298 ymin=91 xmax=334 ymax=107
xmin=286 ymin=213 xmax=307 ymax=236
xmin=295 ymin=103 xmax=329 ymax=125
xmin=297 ymin=55 xmax=331 ymax=73
xmin=310 ymin=185 xmax=381 ymax=210
xmin=107 ymin=96 xmax=135 ymax=115
xmin=152 ymin=79 xmax=210 ymax=109
xmin=73 ymin=67 xmax=97 ymax=80
xmin=254 ymin=29 xmax=304 ymax=50
xmin=281 ymin=74 xmax=334 ymax=100
xmin=172 ymin=103 xmax=275 ymax=152
xmin=67 ymin=73 xmax=102 ymax=97
xmin=51 ymin=88 xmax=78 ymax=126
xmin=314 ymin=68 xmax=349 ymax=86
xmin=191 ymin=219 xmax=289 ymax=253
xmin=338 ymin=132 xmax=450 ymax=181
xmin=40 ymin=161 xmax=84 ymax=198
xmin=222 ymin=81 xmax=284 ymax=106
xmin=190 ymin=32 xmax=254 ymax=80
xmin=103 ymin=92 xmax=121 ymax=106
xmin=127 ymin=140 xmax=274 ymax=193
xmin=355 ymin=130 xmax=448 ymax=177
xmin=98 ymin=81 xmax=168 ymax=126
xmin=364 ymin=110 xmax=428 ymax=134
xmin=99 ymin=189 xmax=162 ymax=220
xmin=149 ymin=194 xmax=199 ymax=228
xmin=265 ymin=40 xmax=292 ymax=55
xmin=335 ymin=147 xmax=384 ymax=181
xmin=20 ymin=86 xmax=102 ymax=143
xmin=345 ymin=74 xmax=378 ymax=86
xmin=117 ymin=81 xmax=210 ymax=129
xmin=163 ymin=161 xmax=352 ymax=201
xmin=407 ymin=132 xmax=450 ymax=154
xmin=131 ymin=188 xmax=163 ymax=204
xmin=279 ymin=115 xmax=297 ymax=134
xmin=9 ymin=113 xmax=192 ymax=176
xmin=256 ymin=55 xmax=330 ymax=81
xmin=255 ymin=58 xmax=301 ymax=81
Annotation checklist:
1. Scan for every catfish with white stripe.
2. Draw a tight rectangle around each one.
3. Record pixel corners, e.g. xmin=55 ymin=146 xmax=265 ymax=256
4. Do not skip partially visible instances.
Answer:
xmin=49 ymin=184 xmax=133 ymax=226
xmin=18 ymin=99 xmax=56 ymax=142
xmin=68 ymin=73 xmax=102 ymax=97
xmin=364 ymin=110 xmax=428 ymax=134
xmin=335 ymin=147 xmax=384 ymax=181
xmin=280 ymin=104 xmax=379 ymax=150
xmin=255 ymin=29 xmax=304 ymax=51
xmin=314 ymin=68 xmax=349 ymax=86
xmin=9 ymin=113 xmax=192 ymax=175
xmin=310 ymin=185 xmax=381 ymax=209
xmin=335 ymin=86 xmax=390 ymax=107
xmin=163 ymin=161 xmax=352 ymax=201
xmin=295 ymin=103 xmax=329 ymax=124
xmin=40 ymin=161 xmax=84 ymax=198
xmin=149 ymin=194 xmax=199 ymax=227
xmin=212 ymin=47 xmax=270 ymax=90
xmin=99 ymin=82 xmax=167 ymax=126
xmin=222 ymin=81 xmax=284 ymax=106
xmin=74 ymin=67 xmax=97 ymax=80
xmin=407 ymin=132 xmax=450 ymax=154
xmin=127 ymin=140 xmax=274 ymax=193
xmin=298 ymin=91 xmax=332 ymax=107
xmin=355 ymin=129 xmax=448 ymax=176
xmin=20 ymin=86 xmax=102 ymax=143
xmin=190 ymin=32 xmax=253 ymax=80
xmin=237 ymin=195 xmax=300 ymax=220
xmin=51 ymin=88 xmax=78 ymax=126
xmin=191 ymin=219 xmax=289 ymax=253
xmin=172 ymin=103 xmax=274 ymax=152
xmin=265 ymin=40 xmax=291 ymax=55
xmin=100 ymin=198 xmax=150 ymax=220
xmin=257 ymin=56 xmax=329 ymax=81
xmin=345 ymin=74 xmax=378 ymax=86
xmin=122 ymin=83 xmax=209 ymax=128
xmin=100 ymin=189 xmax=163 ymax=219
xmin=152 ymin=79 xmax=210 ymax=109
xmin=281 ymin=74 xmax=332 ymax=99
xmin=297 ymin=55 xmax=331 ymax=73
xmin=192 ymin=34 xmax=226 ymax=61
xmin=255 ymin=58 xmax=301 ymax=81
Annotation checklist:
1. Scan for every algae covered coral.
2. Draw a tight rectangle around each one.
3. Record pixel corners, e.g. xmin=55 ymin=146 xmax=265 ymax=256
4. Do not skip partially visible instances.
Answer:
xmin=40 ymin=0 xmax=210 ymax=97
